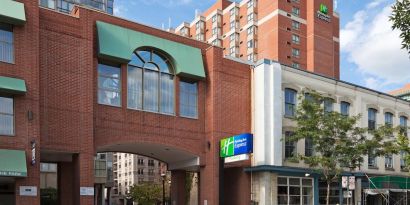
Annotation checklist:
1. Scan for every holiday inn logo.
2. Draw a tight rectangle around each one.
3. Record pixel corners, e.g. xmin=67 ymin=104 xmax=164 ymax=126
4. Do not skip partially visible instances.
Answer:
xmin=220 ymin=137 xmax=235 ymax=158
xmin=319 ymin=4 xmax=328 ymax=15
xmin=317 ymin=3 xmax=331 ymax=22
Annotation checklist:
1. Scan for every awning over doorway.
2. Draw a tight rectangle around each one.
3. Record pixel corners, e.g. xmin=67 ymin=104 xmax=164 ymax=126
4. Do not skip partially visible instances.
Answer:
xmin=0 ymin=149 xmax=27 ymax=177
xmin=0 ymin=76 xmax=27 ymax=95
xmin=0 ymin=0 xmax=26 ymax=25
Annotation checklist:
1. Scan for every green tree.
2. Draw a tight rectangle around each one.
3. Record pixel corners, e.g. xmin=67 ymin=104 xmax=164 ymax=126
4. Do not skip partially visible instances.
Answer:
xmin=287 ymin=90 xmax=394 ymax=205
xmin=128 ymin=183 xmax=162 ymax=205
xmin=391 ymin=0 xmax=410 ymax=55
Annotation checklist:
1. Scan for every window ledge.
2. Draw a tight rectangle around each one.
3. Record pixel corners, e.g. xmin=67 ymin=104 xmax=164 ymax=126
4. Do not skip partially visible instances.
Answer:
xmin=127 ymin=107 xmax=176 ymax=117
xmin=284 ymin=115 xmax=295 ymax=119
xmin=98 ymin=102 xmax=122 ymax=108
xmin=179 ymin=115 xmax=198 ymax=120
xmin=385 ymin=167 xmax=395 ymax=171
xmin=0 ymin=134 xmax=15 ymax=137
xmin=368 ymin=166 xmax=379 ymax=170
xmin=0 ymin=60 xmax=15 ymax=65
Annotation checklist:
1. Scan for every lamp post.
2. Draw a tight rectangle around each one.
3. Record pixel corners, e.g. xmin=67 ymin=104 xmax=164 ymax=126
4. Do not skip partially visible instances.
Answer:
xmin=161 ymin=173 xmax=166 ymax=205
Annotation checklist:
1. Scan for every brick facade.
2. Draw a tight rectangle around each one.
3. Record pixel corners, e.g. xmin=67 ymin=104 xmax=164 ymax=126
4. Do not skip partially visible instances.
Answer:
xmin=0 ymin=2 xmax=252 ymax=205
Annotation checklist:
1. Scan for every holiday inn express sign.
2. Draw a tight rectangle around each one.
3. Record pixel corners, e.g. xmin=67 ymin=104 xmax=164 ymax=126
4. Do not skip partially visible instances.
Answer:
xmin=220 ymin=133 xmax=253 ymax=158
xmin=317 ymin=3 xmax=331 ymax=22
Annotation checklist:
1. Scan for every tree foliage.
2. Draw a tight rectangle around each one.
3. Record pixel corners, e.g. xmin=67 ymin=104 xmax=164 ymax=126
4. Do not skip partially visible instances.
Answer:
xmin=391 ymin=0 xmax=410 ymax=55
xmin=287 ymin=90 xmax=396 ymax=205
xmin=128 ymin=182 xmax=162 ymax=205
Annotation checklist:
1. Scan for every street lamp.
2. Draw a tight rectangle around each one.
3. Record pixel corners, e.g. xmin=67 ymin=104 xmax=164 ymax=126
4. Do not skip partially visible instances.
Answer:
xmin=161 ymin=173 xmax=166 ymax=205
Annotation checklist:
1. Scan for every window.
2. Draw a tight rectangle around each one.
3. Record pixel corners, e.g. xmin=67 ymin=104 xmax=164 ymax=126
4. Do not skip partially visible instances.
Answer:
xmin=285 ymin=88 xmax=297 ymax=117
xmin=292 ymin=7 xmax=300 ymax=16
xmin=285 ymin=131 xmax=296 ymax=158
xmin=278 ymin=177 xmax=313 ymax=205
xmin=148 ymin=169 xmax=154 ymax=175
xmin=0 ymin=97 xmax=14 ymax=136
xmin=137 ymin=158 xmax=144 ymax=165
xmin=40 ymin=0 xmax=56 ymax=9
xmin=319 ymin=181 xmax=340 ymax=205
xmin=127 ymin=49 xmax=175 ymax=114
xmin=292 ymin=34 xmax=300 ymax=44
xmin=148 ymin=160 xmax=155 ymax=166
xmin=305 ymin=138 xmax=313 ymax=157
xmin=340 ymin=101 xmax=350 ymax=116
xmin=400 ymin=151 xmax=407 ymax=170
xmin=292 ymin=48 xmax=300 ymax=58
xmin=138 ymin=169 xmax=144 ymax=175
xmin=385 ymin=154 xmax=393 ymax=169
xmin=385 ymin=112 xmax=393 ymax=126
xmin=368 ymin=108 xmax=377 ymax=130
xmin=400 ymin=116 xmax=408 ymax=136
xmin=292 ymin=21 xmax=300 ymax=30
xmin=98 ymin=64 xmax=121 ymax=106
xmin=247 ymin=53 xmax=255 ymax=62
xmin=368 ymin=149 xmax=377 ymax=168
xmin=247 ymin=0 xmax=254 ymax=8
xmin=247 ymin=26 xmax=256 ymax=35
xmin=230 ymin=21 xmax=237 ymax=30
xmin=230 ymin=8 xmax=238 ymax=16
xmin=324 ymin=98 xmax=333 ymax=113
xmin=247 ymin=40 xmax=256 ymax=48
xmin=57 ymin=0 xmax=75 ymax=13
xmin=212 ymin=15 xmax=217 ymax=23
xmin=291 ymin=62 xmax=300 ymax=69
xmin=180 ymin=81 xmax=198 ymax=118
xmin=247 ymin=13 xmax=255 ymax=23
xmin=0 ymin=23 xmax=14 ymax=63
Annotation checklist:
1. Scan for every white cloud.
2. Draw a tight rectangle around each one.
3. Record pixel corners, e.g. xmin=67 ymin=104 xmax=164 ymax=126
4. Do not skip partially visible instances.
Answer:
xmin=340 ymin=1 xmax=410 ymax=89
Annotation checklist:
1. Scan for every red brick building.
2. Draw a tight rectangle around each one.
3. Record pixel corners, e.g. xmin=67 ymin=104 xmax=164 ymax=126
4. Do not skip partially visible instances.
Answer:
xmin=175 ymin=0 xmax=340 ymax=79
xmin=0 ymin=1 xmax=252 ymax=205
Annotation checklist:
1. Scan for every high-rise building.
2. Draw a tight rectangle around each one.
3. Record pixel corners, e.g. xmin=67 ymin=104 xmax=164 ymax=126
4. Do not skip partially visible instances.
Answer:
xmin=112 ymin=153 xmax=164 ymax=198
xmin=39 ymin=0 xmax=114 ymax=14
xmin=175 ymin=0 xmax=340 ymax=79
xmin=389 ymin=83 xmax=410 ymax=101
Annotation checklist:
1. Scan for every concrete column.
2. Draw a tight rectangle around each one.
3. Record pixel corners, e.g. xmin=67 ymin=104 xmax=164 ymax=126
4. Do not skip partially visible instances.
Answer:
xmin=257 ymin=172 xmax=276 ymax=205
xmin=355 ymin=178 xmax=362 ymax=205
xmin=171 ymin=170 xmax=187 ymax=205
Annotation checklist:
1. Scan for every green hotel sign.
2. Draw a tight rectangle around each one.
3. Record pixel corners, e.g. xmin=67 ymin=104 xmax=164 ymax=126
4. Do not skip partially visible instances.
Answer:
xmin=317 ymin=3 xmax=331 ymax=23
xmin=320 ymin=4 xmax=328 ymax=15
xmin=220 ymin=133 xmax=253 ymax=158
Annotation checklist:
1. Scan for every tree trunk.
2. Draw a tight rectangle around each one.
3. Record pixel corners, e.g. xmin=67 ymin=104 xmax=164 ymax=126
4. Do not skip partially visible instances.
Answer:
xmin=326 ymin=182 xmax=331 ymax=205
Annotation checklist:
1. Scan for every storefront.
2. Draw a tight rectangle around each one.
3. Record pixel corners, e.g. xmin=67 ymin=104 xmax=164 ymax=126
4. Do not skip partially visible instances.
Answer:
xmin=0 ymin=149 xmax=28 ymax=205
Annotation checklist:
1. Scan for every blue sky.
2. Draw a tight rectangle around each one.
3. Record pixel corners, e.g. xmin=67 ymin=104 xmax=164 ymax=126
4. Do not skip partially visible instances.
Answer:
xmin=114 ymin=0 xmax=410 ymax=92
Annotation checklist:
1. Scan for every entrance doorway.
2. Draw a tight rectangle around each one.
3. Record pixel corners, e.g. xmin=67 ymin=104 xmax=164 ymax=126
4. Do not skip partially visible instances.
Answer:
xmin=0 ymin=178 xmax=15 ymax=205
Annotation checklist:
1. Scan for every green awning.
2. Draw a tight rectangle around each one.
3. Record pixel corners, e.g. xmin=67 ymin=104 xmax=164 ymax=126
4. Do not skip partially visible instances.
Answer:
xmin=369 ymin=176 xmax=410 ymax=189
xmin=0 ymin=0 xmax=26 ymax=25
xmin=0 ymin=149 xmax=27 ymax=177
xmin=0 ymin=76 xmax=27 ymax=94
xmin=96 ymin=21 xmax=205 ymax=79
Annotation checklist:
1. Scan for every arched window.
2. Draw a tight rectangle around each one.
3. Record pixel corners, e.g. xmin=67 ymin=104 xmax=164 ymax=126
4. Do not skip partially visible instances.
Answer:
xmin=127 ymin=48 xmax=175 ymax=114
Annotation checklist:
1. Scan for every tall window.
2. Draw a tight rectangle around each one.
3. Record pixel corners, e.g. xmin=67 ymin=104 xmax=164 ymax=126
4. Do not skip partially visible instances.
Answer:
xmin=368 ymin=108 xmax=377 ymax=130
xmin=305 ymin=138 xmax=313 ymax=157
xmin=385 ymin=112 xmax=393 ymax=126
xmin=98 ymin=64 xmax=121 ymax=106
xmin=292 ymin=7 xmax=300 ymax=16
xmin=0 ymin=23 xmax=14 ymax=63
xmin=340 ymin=101 xmax=350 ymax=116
xmin=292 ymin=48 xmax=300 ymax=58
xmin=292 ymin=21 xmax=300 ymax=30
xmin=323 ymin=98 xmax=333 ymax=113
xmin=278 ymin=177 xmax=313 ymax=205
xmin=180 ymin=81 xmax=198 ymax=118
xmin=0 ymin=97 xmax=13 ymax=136
xmin=285 ymin=131 xmax=296 ymax=158
xmin=285 ymin=89 xmax=297 ymax=117
xmin=385 ymin=154 xmax=393 ymax=169
xmin=292 ymin=34 xmax=300 ymax=44
xmin=400 ymin=151 xmax=407 ymax=170
xmin=127 ymin=49 xmax=175 ymax=114
xmin=400 ymin=116 xmax=408 ymax=136
xmin=368 ymin=149 xmax=377 ymax=168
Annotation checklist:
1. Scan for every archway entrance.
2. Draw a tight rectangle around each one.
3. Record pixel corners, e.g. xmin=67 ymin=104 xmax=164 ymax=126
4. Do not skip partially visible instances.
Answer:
xmin=95 ymin=143 xmax=200 ymax=205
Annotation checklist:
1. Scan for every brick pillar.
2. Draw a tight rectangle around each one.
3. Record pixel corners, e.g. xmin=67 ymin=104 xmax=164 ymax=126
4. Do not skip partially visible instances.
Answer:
xmin=73 ymin=153 xmax=95 ymax=205
xmin=15 ymin=153 xmax=41 ymax=205
xmin=171 ymin=170 xmax=187 ymax=205
xmin=59 ymin=162 xmax=74 ymax=205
